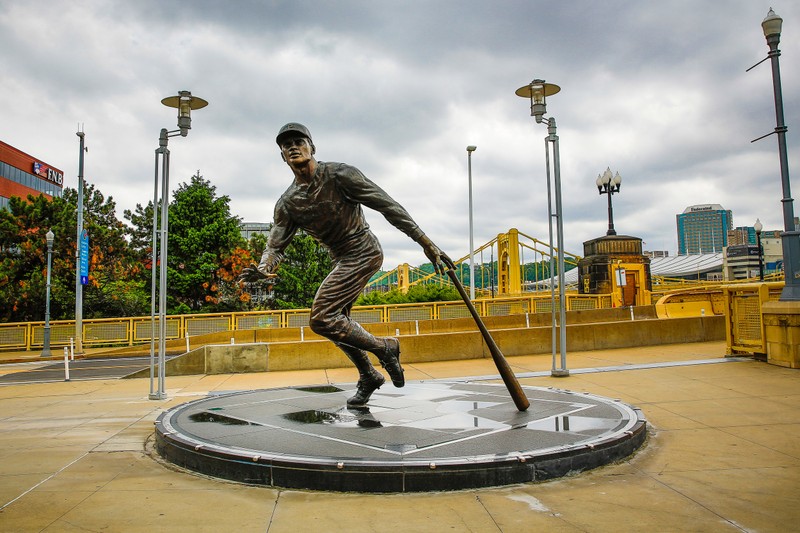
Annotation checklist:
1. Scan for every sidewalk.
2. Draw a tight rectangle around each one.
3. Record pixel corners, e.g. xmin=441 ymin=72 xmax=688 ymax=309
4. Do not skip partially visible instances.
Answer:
xmin=0 ymin=341 xmax=798 ymax=532
xmin=0 ymin=346 xmax=114 ymax=365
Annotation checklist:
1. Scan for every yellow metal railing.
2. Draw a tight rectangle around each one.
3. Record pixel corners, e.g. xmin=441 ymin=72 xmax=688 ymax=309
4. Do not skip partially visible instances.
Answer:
xmin=1 ymin=292 xmax=608 ymax=351
xmin=724 ymin=282 xmax=783 ymax=355
xmin=4 ymin=281 xmax=786 ymax=356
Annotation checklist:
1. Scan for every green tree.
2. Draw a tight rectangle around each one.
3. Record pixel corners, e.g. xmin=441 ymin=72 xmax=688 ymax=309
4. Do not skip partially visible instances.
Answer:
xmin=268 ymin=231 xmax=332 ymax=310
xmin=122 ymin=200 xmax=161 ymax=310
xmin=354 ymin=288 xmax=387 ymax=306
xmin=239 ymin=227 xmax=337 ymax=311
xmin=165 ymin=172 xmax=249 ymax=312
xmin=123 ymin=201 xmax=156 ymax=262
xmin=247 ymin=232 xmax=268 ymax=259
xmin=355 ymin=283 xmax=460 ymax=306
xmin=67 ymin=184 xmax=146 ymax=318
xmin=0 ymin=184 xmax=145 ymax=322
xmin=0 ymin=194 xmax=71 ymax=321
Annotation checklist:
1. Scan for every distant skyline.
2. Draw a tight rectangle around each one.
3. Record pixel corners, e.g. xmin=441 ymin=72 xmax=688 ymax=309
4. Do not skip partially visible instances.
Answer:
xmin=1 ymin=1 xmax=798 ymax=268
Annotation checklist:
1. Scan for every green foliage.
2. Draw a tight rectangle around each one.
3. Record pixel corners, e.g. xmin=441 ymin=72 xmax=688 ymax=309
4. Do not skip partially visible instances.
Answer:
xmin=355 ymin=283 xmax=460 ymax=306
xmin=0 ymin=171 xmax=258 ymax=322
xmin=66 ymin=184 xmax=146 ymax=319
xmin=122 ymin=201 xmax=156 ymax=263
xmin=248 ymin=232 xmax=268 ymax=258
xmin=354 ymin=290 xmax=384 ymax=306
xmin=122 ymin=172 xmax=258 ymax=315
xmin=405 ymin=283 xmax=460 ymax=302
xmin=0 ymin=185 xmax=146 ymax=322
xmin=268 ymin=232 xmax=332 ymax=310
xmin=0 ymin=194 xmax=69 ymax=321
xmin=162 ymin=172 xmax=249 ymax=313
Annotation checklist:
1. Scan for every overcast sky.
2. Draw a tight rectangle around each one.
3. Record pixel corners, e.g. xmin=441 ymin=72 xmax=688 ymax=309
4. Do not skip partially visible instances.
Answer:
xmin=2 ymin=1 xmax=798 ymax=269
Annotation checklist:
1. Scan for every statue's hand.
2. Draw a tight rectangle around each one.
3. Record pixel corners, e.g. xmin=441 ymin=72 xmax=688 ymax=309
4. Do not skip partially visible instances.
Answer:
xmin=418 ymin=235 xmax=451 ymax=275
xmin=239 ymin=263 xmax=266 ymax=283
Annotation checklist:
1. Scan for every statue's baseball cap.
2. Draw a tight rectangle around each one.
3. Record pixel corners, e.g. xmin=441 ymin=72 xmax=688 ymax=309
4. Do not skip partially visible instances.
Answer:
xmin=276 ymin=123 xmax=312 ymax=146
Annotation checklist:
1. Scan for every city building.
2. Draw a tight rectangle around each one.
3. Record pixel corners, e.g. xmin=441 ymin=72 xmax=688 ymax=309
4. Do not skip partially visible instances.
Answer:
xmin=644 ymin=250 xmax=669 ymax=258
xmin=723 ymin=225 xmax=784 ymax=280
xmin=240 ymin=222 xmax=271 ymax=242
xmin=727 ymin=226 xmax=756 ymax=246
xmin=724 ymin=244 xmax=762 ymax=280
xmin=760 ymin=232 xmax=784 ymax=275
xmin=0 ymin=140 xmax=64 ymax=210
xmin=676 ymin=204 xmax=732 ymax=255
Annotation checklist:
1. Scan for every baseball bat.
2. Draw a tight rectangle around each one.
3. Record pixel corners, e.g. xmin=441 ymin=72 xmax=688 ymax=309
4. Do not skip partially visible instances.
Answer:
xmin=443 ymin=258 xmax=529 ymax=411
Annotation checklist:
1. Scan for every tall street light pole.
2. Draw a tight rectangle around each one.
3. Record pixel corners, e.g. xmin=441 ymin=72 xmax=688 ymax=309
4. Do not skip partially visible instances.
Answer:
xmin=467 ymin=145 xmax=477 ymax=300
xmin=516 ymin=78 xmax=568 ymax=377
xmin=749 ymin=9 xmax=799 ymax=300
xmin=41 ymin=229 xmax=54 ymax=357
xmin=75 ymin=127 xmax=86 ymax=355
xmin=596 ymin=167 xmax=622 ymax=236
xmin=149 ymin=91 xmax=208 ymax=400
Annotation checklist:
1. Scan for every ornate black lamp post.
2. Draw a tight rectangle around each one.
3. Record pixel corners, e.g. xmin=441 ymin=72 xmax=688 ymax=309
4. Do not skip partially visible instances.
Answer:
xmin=749 ymin=9 xmax=799 ymax=300
xmin=596 ymin=167 xmax=622 ymax=236
xmin=755 ymin=219 xmax=765 ymax=281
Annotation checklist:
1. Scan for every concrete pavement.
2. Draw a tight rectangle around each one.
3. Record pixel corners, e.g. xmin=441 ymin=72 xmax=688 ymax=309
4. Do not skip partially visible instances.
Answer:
xmin=0 ymin=341 xmax=798 ymax=532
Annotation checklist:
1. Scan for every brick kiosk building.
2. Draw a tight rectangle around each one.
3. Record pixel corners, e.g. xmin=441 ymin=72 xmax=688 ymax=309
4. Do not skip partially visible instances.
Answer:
xmin=577 ymin=235 xmax=652 ymax=307
xmin=0 ymin=140 xmax=64 ymax=210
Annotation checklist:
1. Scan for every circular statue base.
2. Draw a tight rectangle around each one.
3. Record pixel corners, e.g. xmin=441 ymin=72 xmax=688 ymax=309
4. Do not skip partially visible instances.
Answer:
xmin=155 ymin=381 xmax=646 ymax=492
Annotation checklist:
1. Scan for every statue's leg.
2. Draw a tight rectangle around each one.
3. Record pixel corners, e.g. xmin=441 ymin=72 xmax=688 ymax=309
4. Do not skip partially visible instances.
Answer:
xmin=335 ymin=342 xmax=385 ymax=406
xmin=310 ymin=234 xmax=404 ymax=388
xmin=339 ymin=322 xmax=404 ymax=388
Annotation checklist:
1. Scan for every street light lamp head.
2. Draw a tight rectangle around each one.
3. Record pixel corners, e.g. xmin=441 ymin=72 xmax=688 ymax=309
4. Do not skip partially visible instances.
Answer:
xmin=754 ymin=218 xmax=763 ymax=234
xmin=466 ymin=145 xmax=477 ymax=152
xmin=45 ymin=229 xmax=54 ymax=247
xmin=598 ymin=167 xmax=622 ymax=192
xmin=161 ymin=90 xmax=209 ymax=137
xmin=515 ymin=79 xmax=560 ymax=124
xmin=762 ymin=8 xmax=782 ymax=39
xmin=597 ymin=167 xmax=622 ymax=235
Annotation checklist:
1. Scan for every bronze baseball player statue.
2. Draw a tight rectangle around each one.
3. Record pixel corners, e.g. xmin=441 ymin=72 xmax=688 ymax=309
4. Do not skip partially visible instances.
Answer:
xmin=241 ymin=123 xmax=450 ymax=407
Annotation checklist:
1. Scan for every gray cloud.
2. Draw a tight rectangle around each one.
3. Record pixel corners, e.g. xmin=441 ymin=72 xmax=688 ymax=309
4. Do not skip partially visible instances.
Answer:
xmin=1 ymin=0 xmax=797 ymax=268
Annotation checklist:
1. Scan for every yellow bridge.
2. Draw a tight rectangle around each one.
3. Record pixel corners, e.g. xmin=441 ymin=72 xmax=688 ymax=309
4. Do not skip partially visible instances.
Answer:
xmin=367 ymin=228 xmax=581 ymax=296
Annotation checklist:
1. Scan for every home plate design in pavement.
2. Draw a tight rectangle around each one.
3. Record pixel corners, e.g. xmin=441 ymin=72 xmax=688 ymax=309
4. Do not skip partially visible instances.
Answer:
xmin=154 ymin=381 xmax=646 ymax=492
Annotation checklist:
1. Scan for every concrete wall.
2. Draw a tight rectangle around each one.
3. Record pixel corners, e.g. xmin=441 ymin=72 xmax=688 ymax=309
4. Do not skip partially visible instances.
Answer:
xmin=129 ymin=313 xmax=725 ymax=377
xmin=265 ymin=315 xmax=723 ymax=372
xmin=762 ymin=301 xmax=800 ymax=369
xmin=126 ymin=343 xmax=269 ymax=378
xmin=107 ymin=306 xmax=658 ymax=359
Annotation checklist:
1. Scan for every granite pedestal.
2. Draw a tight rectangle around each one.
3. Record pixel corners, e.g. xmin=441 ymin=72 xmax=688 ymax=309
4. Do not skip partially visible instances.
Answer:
xmin=155 ymin=381 xmax=646 ymax=492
